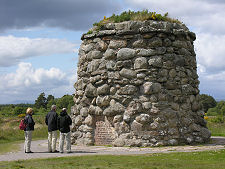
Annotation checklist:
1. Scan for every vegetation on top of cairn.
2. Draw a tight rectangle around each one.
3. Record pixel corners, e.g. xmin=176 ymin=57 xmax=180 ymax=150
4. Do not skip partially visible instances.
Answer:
xmin=89 ymin=10 xmax=181 ymax=33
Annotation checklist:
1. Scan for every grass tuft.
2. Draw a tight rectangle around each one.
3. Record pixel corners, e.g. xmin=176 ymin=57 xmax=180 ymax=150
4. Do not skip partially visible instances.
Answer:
xmin=92 ymin=10 xmax=181 ymax=32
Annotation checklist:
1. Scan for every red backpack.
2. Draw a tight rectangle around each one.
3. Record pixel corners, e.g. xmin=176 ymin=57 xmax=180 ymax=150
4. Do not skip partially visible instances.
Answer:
xmin=19 ymin=119 xmax=27 ymax=130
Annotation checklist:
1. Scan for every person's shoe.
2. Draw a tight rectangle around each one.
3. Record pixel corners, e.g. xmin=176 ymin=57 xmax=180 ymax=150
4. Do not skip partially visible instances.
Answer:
xmin=66 ymin=151 xmax=72 ymax=154
xmin=60 ymin=151 xmax=63 ymax=154
xmin=53 ymin=150 xmax=59 ymax=153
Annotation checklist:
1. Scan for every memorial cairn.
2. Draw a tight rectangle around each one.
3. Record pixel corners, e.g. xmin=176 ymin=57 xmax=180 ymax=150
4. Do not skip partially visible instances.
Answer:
xmin=71 ymin=12 xmax=211 ymax=147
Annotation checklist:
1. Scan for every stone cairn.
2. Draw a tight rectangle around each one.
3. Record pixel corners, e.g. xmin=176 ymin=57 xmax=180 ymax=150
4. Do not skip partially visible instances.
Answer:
xmin=71 ymin=20 xmax=211 ymax=147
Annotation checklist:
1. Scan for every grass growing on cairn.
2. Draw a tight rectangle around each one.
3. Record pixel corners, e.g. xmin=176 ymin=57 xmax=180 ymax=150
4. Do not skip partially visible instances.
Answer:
xmin=89 ymin=10 xmax=181 ymax=33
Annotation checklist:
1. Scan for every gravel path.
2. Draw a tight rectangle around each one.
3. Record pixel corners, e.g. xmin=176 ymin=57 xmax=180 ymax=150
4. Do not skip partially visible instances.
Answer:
xmin=0 ymin=136 xmax=224 ymax=162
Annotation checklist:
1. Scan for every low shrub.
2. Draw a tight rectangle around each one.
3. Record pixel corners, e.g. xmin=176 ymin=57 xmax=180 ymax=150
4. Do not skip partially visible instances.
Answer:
xmin=17 ymin=113 xmax=25 ymax=118
xmin=209 ymin=115 xmax=225 ymax=123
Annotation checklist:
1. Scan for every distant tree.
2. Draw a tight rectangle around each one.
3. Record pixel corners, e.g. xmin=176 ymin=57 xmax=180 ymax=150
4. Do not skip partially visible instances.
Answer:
xmin=47 ymin=99 xmax=56 ymax=110
xmin=13 ymin=107 xmax=26 ymax=115
xmin=200 ymin=94 xmax=217 ymax=112
xmin=56 ymin=95 xmax=73 ymax=112
xmin=34 ymin=92 xmax=47 ymax=109
xmin=216 ymin=101 xmax=225 ymax=115
xmin=47 ymin=95 xmax=55 ymax=102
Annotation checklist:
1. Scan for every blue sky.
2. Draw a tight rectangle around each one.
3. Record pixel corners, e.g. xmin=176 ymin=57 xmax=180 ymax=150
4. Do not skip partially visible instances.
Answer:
xmin=0 ymin=0 xmax=225 ymax=104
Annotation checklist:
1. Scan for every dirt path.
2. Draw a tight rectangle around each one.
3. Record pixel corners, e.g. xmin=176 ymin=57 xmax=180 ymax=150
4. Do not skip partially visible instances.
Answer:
xmin=0 ymin=136 xmax=224 ymax=162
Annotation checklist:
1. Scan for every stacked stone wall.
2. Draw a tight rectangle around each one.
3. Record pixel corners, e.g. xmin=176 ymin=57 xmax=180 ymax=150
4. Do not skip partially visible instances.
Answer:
xmin=71 ymin=20 xmax=211 ymax=146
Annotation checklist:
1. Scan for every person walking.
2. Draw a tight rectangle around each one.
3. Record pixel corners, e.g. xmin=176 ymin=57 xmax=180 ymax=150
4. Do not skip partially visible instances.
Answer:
xmin=58 ymin=108 xmax=72 ymax=153
xmin=24 ymin=107 xmax=35 ymax=153
xmin=45 ymin=105 xmax=58 ymax=153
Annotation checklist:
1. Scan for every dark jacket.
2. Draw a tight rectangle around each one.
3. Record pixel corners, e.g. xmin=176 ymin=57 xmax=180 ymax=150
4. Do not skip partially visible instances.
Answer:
xmin=57 ymin=110 xmax=72 ymax=133
xmin=45 ymin=110 xmax=58 ymax=132
xmin=24 ymin=114 xmax=35 ymax=131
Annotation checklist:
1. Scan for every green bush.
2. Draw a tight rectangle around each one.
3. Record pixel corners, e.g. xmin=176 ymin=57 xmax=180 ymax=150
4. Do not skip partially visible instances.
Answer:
xmin=207 ymin=107 xmax=218 ymax=116
xmin=209 ymin=115 xmax=225 ymax=123
xmin=200 ymin=94 xmax=217 ymax=112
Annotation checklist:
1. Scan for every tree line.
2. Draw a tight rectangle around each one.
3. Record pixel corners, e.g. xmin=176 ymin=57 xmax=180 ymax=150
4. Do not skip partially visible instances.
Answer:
xmin=0 ymin=92 xmax=74 ymax=116
xmin=0 ymin=93 xmax=224 ymax=117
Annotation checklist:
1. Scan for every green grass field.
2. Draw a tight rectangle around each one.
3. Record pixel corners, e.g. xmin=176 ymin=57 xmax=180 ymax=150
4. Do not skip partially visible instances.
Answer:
xmin=207 ymin=120 xmax=225 ymax=137
xmin=0 ymin=115 xmax=48 ymax=154
xmin=1 ymin=150 xmax=225 ymax=169
xmin=0 ymin=115 xmax=48 ymax=143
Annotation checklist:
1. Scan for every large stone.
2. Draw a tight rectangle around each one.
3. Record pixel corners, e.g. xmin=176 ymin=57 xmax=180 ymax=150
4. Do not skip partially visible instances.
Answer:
xmin=117 ymin=85 xmax=137 ymax=95
xmin=115 ymin=121 xmax=130 ymax=134
xmin=106 ymin=61 xmax=116 ymax=70
xmin=113 ymin=115 xmax=123 ymax=123
xmin=169 ymin=69 xmax=176 ymax=78
xmin=84 ymin=115 xmax=93 ymax=126
xmin=182 ymin=84 xmax=194 ymax=95
xmin=103 ymin=102 xmax=125 ymax=116
xmin=74 ymin=79 xmax=86 ymax=90
xmin=81 ymin=43 xmax=94 ymax=53
xmin=87 ymin=60 xmax=101 ymax=72
xmin=89 ymin=105 xmax=103 ymax=115
xmin=80 ymin=107 xmax=89 ymax=117
xmin=87 ymin=50 xmax=103 ymax=60
xmin=132 ymin=39 xmax=146 ymax=48
xmin=109 ymin=40 xmax=127 ymax=49
xmin=96 ymin=96 xmax=110 ymax=107
xmin=142 ymin=82 xmax=162 ymax=95
xmin=148 ymin=37 xmax=162 ymax=47
xmin=136 ymin=49 xmax=156 ymax=56
xmin=78 ymin=125 xmax=93 ymax=132
xmin=113 ymin=138 xmax=125 ymax=147
xmin=117 ymin=48 xmax=136 ymax=60
xmin=104 ymin=49 xmax=116 ymax=60
xmin=131 ymin=120 xmax=143 ymax=133
xmin=119 ymin=68 xmax=137 ymax=79
xmin=85 ymin=83 xmax=97 ymax=97
xmin=96 ymin=40 xmax=108 ymax=51
xmin=127 ymin=101 xmax=143 ymax=114
xmin=97 ymin=84 xmax=110 ymax=95
xmin=148 ymin=56 xmax=163 ymax=67
xmin=168 ymin=139 xmax=178 ymax=146
xmin=136 ymin=114 xmax=151 ymax=124
xmin=74 ymin=115 xmax=83 ymax=126
xmin=172 ymin=40 xmax=187 ymax=48
xmin=134 ymin=57 xmax=148 ymax=69
xmin=142 ymin=102 xmax=152 ymax=110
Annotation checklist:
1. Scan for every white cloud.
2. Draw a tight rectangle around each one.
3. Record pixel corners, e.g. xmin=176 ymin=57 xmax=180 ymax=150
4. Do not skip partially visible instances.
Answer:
xmin=195 ymin=33 xmax=225 ymax=71
xmin=198 ymin=70 xmax=225 ymax=100
xmin=0 ymin=62 xmax=75 ymax=104
xmin=0 ymin=35 xmax=77 ymax=67
xmin=205 ymin=71 xmax=225 ymax=81
xmin=125 ymin=0 xmax=225 ymax=34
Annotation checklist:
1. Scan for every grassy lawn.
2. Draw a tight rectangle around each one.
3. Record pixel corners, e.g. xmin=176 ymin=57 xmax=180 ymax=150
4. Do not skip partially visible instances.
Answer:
xmin=207 ymin=119 xmax=225 ymax=137
xmin=0 ymin=150 xmax=225 ymax=169
xmin=0 ymin=115 xmax=48 ymax=154
xmin=0 ymin=141 xmax=22 ymax=155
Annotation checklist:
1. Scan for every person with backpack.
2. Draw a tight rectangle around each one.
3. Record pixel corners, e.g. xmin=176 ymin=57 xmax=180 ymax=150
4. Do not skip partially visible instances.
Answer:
xmin=58 ymin=108 xmax=72 ymax=153
xmin=45 ymin=105 xmax=58 ymax=153
xmin=24 ymin=107 xmax=35 ymax=153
